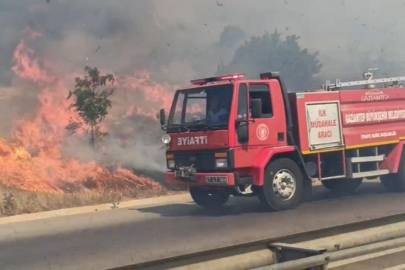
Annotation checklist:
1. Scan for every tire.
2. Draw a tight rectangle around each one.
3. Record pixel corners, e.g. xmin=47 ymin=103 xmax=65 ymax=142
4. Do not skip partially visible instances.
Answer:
xmin=321 ymin=178 xmax=362 ymax=195
xmin=258 ymin=158 xmax=304 ymax=211
xmin=380 ymin=154 xmax=405 ymax=192
xmin=189 ymin=187 xmax=230 ymax=209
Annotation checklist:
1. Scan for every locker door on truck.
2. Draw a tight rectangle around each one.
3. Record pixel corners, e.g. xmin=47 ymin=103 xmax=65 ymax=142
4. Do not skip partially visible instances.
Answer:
xmin=305 ymin=101 xmax=344 ymax=150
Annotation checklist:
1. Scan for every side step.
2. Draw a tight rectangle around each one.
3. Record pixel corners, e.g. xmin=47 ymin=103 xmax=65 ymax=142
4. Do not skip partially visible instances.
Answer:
xmin=351 ymin=169 xmax=390 ymax=179
xmin=349 ymin=154 xmax=385 ymax=163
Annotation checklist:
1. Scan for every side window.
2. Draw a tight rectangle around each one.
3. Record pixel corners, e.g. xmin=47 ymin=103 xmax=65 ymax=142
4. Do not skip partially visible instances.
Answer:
xmin=237 ymin=84 xmax=248 ymax=119
xmin=249 ymin=84 xmax=273 ymax=118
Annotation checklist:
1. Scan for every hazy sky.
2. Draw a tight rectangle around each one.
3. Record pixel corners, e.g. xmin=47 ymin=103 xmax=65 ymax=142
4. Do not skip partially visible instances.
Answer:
xmin=153 ymin=0 xmax=405 ymax=80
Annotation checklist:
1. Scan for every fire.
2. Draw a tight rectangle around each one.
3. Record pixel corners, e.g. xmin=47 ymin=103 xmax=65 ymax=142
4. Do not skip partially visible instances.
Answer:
xmin=187 ymin=103 xmax=204 ymax=114
xmin=22 ymin=28 xmax=42 ymax=39
xmin=12 ymin=40 xmax=50 ymax=84
xmin=126 ymin=106 xmax=159 ymax=120
xmin=14 ymin=147 xmax=31 ymax=160
xmin=0 ymin=37 xmax=170 ymax=193
xmin=118 ymin=71 xmax=176 ymax=112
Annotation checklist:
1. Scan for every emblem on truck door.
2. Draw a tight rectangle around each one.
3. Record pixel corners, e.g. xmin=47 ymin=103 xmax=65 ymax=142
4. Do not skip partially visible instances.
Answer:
xmin=256 ymin=124 xmax=269 ymax=141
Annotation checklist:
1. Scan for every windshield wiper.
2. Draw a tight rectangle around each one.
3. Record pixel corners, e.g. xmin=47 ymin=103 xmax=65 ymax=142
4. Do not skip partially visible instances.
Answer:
xmin=168 ymin=122 xmax=225 ymax=132
xmin=187 ymin=122 xmax=223 ymax=130
xmin=177 ymin=126 xmax=191 ymax=132
xmin=167 ymin=125 xmax=190 ymax=132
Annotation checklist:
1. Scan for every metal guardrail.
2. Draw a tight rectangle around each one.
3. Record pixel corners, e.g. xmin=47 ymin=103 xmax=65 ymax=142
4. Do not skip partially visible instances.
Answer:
xmin=108 ymin=213 xmax=405 ymax=270
xmin=252 ymin=237 xmax=405 ymax=270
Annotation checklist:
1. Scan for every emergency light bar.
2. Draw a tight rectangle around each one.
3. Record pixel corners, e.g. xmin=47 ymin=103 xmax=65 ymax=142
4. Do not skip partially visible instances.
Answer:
xmin=190 ymin=73 xmax=245 ymax=85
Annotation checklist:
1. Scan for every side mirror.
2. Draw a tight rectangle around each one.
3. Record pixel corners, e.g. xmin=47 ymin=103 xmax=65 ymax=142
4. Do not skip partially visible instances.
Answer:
xmin=159 ymin=109 xmax=166 ymax=125
xmin=251 ymin=99 xmax=262 ymax=118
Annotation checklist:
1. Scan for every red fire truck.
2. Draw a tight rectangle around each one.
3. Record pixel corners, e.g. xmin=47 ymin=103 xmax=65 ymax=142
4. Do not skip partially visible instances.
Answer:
xmin=159 ymin=71 xmax=405 ymax=211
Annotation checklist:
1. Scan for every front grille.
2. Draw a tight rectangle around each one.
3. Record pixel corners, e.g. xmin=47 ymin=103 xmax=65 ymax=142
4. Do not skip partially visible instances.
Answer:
xmin=174 ymin=151 xmax=216 ymax=172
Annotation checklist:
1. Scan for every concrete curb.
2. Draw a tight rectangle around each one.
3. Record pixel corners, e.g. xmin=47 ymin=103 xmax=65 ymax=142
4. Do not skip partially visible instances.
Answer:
xmin=0 ymin=182 xmax=332 ymax=226
xmin=0 ymin=193 xmax=192 ymax=225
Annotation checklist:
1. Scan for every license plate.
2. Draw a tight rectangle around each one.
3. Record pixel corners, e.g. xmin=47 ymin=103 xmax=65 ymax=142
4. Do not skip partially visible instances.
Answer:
xmin=206 ymin=176 xmax=228 ymax=184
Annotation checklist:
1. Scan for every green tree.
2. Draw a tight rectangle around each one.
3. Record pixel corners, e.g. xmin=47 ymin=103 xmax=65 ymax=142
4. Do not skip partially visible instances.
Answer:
xmin=66 ymin=66 xmax=115 ymax=147
xmin=219 ymin=26 xmax=246 ymax=49
xmin=220 ymin=31 xmax=322 ymax=91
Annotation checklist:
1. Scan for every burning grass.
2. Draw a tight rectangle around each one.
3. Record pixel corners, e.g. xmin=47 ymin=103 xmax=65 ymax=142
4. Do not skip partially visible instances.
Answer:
xmin=0 ymin=30 xmax=179 ymax=215
xmin=0 ymin=183 xmax=171 ymax=217
xmin=0 ymin=33 xmax=175 ymax=196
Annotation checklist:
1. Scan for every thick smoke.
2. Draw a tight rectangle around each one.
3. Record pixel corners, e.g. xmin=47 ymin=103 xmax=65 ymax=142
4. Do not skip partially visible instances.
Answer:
xmin=0 ymin=0 xmax=404 ymax=176
xmin=1 ymin=1 xmax=404 ymax=84
xmin=63 ymin=117 xmax=166 ymax=174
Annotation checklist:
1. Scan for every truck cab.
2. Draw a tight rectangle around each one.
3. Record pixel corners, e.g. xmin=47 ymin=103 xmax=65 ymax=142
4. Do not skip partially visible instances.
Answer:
xmin=160 ymin=73 xmax=306 ymax=211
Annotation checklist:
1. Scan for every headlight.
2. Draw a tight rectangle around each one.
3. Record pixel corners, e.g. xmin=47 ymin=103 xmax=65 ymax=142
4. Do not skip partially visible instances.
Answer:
xmin=162 ymin=134 xmax=172 ymax=144
xmin=215 ymin=158 xmax=228 ymax=168
xmin=168 ymin=160 xmax=175 ymax=169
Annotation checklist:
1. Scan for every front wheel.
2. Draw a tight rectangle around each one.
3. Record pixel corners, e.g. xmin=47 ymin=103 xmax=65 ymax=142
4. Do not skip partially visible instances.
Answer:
xmin=189 ymin=187 xmax=230 ymax=209
xmin=258 ymin=158 xmax=304 ymax=211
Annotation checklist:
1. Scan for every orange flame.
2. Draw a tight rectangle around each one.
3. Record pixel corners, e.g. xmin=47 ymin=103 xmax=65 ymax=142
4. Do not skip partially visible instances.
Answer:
xmin=0 ymin=38 xmax=167 ymax=193
xmin=22 ymin=28 xmax=42 ymax=39
xmin=118 ymin=71 xmax=176 ymax=112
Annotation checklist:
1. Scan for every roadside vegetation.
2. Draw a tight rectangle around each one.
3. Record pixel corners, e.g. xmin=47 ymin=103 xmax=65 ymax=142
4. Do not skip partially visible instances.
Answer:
xmin=0 ymin=184 xmax=170 ymax=217
xmin=218 ymin=30 xmax=322 ymax=91
xmin=66 ymin=66 xmax=115 ymax=147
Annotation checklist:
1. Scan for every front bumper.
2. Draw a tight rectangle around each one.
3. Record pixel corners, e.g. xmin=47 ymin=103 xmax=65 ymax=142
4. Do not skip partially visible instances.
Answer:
xmin=166 ymin=172 xmax=236 ymax=187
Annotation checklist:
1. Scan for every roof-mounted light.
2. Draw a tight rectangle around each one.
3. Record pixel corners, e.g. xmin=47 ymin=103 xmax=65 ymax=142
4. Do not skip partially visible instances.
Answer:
xmin=260 ymin=71 xmax=280 ymax=80
xmin=190 ymin=73 xmax=245 ymax=85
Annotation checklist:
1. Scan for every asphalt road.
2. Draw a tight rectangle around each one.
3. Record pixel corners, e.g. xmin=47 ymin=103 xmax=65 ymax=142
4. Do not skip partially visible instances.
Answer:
xmin=1 ymin=181 xmax=405 ymax=270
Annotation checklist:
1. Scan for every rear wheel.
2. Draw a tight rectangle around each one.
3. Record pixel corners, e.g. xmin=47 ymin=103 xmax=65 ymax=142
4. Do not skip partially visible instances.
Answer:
xmin=258 ymin=158 xmax=304 ymax=211
xmin=380 ymin=154 xmax=405 ymax=192
xmin=189 ymin=187 xmax=230 ymax=209
xmin=321 ymin=178 xmax=362 ymax=195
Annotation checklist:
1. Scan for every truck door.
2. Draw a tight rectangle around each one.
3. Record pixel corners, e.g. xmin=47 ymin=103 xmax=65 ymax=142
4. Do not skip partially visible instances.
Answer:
xmin=234 ymin=81 xmax=287 ymax=168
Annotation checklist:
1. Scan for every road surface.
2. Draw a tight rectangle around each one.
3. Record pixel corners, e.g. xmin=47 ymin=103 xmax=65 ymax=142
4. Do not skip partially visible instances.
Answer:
xmin=1 ymin=181 xmax=405 ymax=270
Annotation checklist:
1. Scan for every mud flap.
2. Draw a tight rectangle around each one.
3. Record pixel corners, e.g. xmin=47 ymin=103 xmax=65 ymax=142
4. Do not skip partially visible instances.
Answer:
xmin=303 ymin=178 xmax=313 ymax=202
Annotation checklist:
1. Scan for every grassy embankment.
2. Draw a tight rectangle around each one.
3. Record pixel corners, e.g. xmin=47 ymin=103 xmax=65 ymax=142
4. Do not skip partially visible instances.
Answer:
xmin=0 ymin=184 xmax=170 ymax=217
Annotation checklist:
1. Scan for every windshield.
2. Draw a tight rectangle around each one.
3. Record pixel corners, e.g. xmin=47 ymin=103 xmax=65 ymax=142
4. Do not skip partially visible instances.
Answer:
xmin=169 ymin=84 xmax=233 ymax=130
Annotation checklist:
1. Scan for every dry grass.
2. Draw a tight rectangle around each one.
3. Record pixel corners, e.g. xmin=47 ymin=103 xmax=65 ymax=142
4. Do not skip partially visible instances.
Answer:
xmin=0 ymin=185 xmax=171 ymax=217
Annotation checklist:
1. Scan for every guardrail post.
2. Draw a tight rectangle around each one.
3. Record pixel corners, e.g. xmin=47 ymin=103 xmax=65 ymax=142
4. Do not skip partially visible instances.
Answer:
xmin=269 ymin=243 xmax=327 ymax=269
